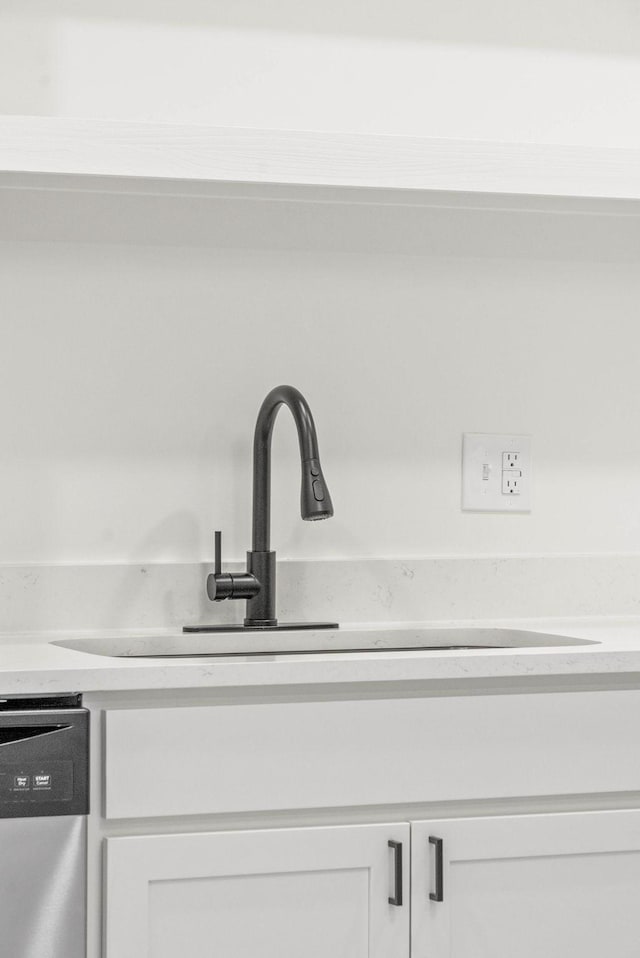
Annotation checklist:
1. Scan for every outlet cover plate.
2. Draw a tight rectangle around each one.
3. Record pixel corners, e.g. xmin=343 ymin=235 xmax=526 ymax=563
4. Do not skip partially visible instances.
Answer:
xmin=462 ymin=433 xmax=532 ymax=513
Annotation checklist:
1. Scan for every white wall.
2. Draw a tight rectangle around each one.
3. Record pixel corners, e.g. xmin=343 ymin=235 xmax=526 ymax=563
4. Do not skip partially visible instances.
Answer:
xmin=3 ymin=238 xmax=640 ymax=565
xmin=2 ymin=0 xmax=640 ymax=147
xmin=2 ymin=2 xmax=640 ymax=570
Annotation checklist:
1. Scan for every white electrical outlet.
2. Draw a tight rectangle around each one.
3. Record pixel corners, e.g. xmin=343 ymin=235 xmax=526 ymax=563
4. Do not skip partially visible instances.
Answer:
xmin=462 ymin=434 xmax=532 ymax=512
xmin=502 ymin=471 xmax=522 ymax=495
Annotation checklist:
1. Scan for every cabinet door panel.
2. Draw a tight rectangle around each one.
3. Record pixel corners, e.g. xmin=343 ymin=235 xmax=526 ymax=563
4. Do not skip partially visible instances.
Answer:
xmin=412 ymin=810 xmax=640 ymax=958
xmin=149 ymin=868 xmax=367 ymax=957
xmin=105 ymin=822 xmax=409 ymax=958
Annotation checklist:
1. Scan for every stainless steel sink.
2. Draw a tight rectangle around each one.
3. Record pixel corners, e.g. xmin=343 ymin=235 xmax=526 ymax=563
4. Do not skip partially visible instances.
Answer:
xmin=53 ymin=628 xmax=598 ymax=659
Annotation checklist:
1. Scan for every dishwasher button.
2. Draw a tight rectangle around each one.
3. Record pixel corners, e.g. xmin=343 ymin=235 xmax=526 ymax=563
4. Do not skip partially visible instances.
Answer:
xmin=13 ymin=776 xmax=29 ymax=789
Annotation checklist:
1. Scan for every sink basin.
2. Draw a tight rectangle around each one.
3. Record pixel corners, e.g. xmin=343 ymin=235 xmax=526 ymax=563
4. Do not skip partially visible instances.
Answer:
xmin=53 ymin=628 xmax=598 ymax=658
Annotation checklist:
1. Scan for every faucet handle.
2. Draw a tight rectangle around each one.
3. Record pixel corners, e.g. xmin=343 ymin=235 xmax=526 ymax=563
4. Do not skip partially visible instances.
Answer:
xmin=207 ymin=529 xmax=260 ymax=604
xmin=208 ymin=530 xmax=226 ymax=601
xmin=214 ymin=530 xmax=222 ymax=575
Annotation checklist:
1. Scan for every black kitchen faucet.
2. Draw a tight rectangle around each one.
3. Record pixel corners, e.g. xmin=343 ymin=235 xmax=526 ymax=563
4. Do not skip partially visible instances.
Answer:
xmin=185 ymin=385 xmax=337 ymax=633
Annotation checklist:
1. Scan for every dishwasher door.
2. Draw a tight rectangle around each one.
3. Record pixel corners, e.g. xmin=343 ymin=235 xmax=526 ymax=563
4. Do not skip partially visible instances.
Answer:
xmin=0 ymin=696 xmax=89 ymax=958
xmin=0 ymin=815 xmax=86 ymax=957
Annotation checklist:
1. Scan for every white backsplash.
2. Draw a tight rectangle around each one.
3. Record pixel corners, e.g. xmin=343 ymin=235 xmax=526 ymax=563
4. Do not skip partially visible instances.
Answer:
xmin=2 ymin=555 xmax=640 ymax=636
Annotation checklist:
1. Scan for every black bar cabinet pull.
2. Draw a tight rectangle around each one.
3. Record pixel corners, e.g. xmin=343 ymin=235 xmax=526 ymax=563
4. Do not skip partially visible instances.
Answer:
xmin=429 ymin=836 xmax=444 ymax=902
xmin=388 ymin=840 xmax=403 ymax=906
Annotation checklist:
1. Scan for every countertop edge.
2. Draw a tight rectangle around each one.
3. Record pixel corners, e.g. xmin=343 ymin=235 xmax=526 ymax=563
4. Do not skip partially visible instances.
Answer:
xmin=2 ymin=615 xmax=640 ymax=694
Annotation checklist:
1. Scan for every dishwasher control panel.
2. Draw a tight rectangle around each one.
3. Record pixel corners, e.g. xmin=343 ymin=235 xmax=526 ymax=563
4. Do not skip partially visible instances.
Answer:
xmin=0 ymin=700 xmax=88 ymax=817
xmin=0 ymin=761 xmax=74 ymax=802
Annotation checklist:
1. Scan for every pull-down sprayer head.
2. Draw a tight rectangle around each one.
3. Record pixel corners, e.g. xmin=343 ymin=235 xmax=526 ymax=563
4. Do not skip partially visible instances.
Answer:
xmin=300 ymin=455 xmax=334 ymax=522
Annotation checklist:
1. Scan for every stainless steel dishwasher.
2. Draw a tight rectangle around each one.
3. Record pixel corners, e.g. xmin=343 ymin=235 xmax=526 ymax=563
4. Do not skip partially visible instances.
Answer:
xmin=0 ymin=694 xmax=89 ymax=958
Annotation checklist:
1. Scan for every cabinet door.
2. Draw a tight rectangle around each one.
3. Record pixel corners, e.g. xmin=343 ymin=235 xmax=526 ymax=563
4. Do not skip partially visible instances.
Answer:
xmin=105 ymin=822 xmax=409 ymax=958
xmin=412 ymin=810 xmax=640 ymax=958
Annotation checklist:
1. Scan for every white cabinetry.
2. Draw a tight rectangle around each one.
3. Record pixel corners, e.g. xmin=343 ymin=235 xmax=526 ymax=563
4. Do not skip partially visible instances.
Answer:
xmin=104 ymin=823 xmax=409 ymax=958
xmin=411 ymin=811 xmax=640 ymax=958
xmin=98 ymin=690 xmax=640 ymax=958
xmin=104 ymin=809 xmax=640 ymax=958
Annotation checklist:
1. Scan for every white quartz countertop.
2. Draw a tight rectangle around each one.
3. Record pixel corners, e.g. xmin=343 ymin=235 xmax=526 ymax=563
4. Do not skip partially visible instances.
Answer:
xmin=2 ymin=616 xmax=640 ymax=694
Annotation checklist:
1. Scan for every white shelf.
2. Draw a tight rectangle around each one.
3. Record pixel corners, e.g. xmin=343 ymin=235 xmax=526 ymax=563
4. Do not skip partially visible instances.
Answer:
xmin=2 ymin=116 xmax=640 ymax=259
xmin=2 ymin=115 xmax=640 ymax=213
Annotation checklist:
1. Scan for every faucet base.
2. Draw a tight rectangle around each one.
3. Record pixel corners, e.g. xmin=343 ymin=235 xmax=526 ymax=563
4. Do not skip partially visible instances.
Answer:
xmin=183 ymin=621 xmax=339 ymax=634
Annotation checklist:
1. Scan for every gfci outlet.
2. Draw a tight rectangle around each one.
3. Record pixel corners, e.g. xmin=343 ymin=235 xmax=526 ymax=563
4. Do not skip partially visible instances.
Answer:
xmin=462 ymin=434 xmax=532 ymax=513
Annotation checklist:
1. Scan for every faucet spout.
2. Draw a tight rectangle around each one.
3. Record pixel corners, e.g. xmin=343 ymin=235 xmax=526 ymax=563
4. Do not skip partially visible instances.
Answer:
xmin=252 ymin=385 xmax=334 ymax=553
